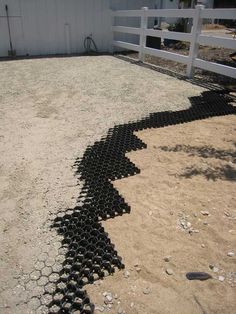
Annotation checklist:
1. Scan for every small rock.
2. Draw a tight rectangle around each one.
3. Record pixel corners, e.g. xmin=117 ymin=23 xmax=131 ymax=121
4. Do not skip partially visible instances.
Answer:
xmin=209 ymin=265 xmax=219 ymax=272
xmin=227 ymin=252 xmax=235 ymax=257
xmin=164 ymin=256 xmax=171 ymax=262
xmin=114 ymin=294 xmax=118 ymax=299
xmin=95 ymin=306 xmax=105 ymax=312
xmin=133 ymin=260 xmax=139 ymax=267
xmin=224 ymin=211 xmax=230 ymax=217
xmin=135 ymin=267 xmax=141 ymax=273
xmin=107 ymin=304 xmax=112 ymax=309
xmin=102 ymin=292 xmax=108 ymax=297
xmin=218 ymin=276 xmax=225 ymax=282
xmin=166 ymin=268 xmax=174 ymax=275
xmin=143 ymin=287 xmax=151 ymax=295
xmin=201 ymin=211 xmax=209 ymax=216
xmin=123 ymin=270 xmax=130 ymax=278
xmin=130 ymin=285 xmax=136 ymax=292
xmin=194 ymin=213 xmax=198 ymax=217
xmin=203 ymin=221 xmax=208 ymax=225
xmin=104 ymin=293 xmax=113 ymax=304
xmin=201 ymin=244 xmax=205 ymax=248
xmin=117 ymin=308 xmax=124 ymax=314
xmin=94 ymin=280 xmax=101 ymax=286
xmin=170 ymin=211 xmax=174 ymax=216
xmin=186 ymin=222 xmax=192 ymax=228
xmin=130 ymin=302 xmax=134 ymax=307
xmin=149 ymin=210 xmax=153 ymax=216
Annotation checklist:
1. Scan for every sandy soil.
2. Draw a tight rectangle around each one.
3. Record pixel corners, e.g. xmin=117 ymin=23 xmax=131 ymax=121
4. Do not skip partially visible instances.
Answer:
xmin=87 ymin=115 xmax=236 ymax=314
xmin=0 ymin=55 xmax=206 ymax=313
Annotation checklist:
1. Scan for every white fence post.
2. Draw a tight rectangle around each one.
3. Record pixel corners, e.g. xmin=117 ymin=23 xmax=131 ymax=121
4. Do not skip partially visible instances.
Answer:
xmin=186 ymin=4 xmax=204 ymax=78
xmin=139 ymin=7 xmax=148 ymax=62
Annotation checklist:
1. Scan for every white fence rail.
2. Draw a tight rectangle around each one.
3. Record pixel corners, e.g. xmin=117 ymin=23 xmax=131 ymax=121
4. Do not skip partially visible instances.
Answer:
xmin=112 ymin=5 xmax=236 ymax=79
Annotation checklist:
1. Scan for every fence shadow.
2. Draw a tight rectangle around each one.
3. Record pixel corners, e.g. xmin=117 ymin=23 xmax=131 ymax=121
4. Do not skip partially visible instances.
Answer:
xmin=114 ymin=54 xmax=236 ymax=97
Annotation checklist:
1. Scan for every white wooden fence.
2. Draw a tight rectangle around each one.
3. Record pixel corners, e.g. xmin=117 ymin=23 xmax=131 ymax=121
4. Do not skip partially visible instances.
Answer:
xmin=112 ymin=5 xmax=236 ymax=79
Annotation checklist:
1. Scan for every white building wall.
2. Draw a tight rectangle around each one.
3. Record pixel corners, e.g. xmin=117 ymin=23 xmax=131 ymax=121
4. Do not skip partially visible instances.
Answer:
xmin=1 ymin=0 xmax=215 ymax=57
xmin=0 ymin=0 xmax=113 ymax=57
xmin=0 ymin=0 xmax=156 ymax=57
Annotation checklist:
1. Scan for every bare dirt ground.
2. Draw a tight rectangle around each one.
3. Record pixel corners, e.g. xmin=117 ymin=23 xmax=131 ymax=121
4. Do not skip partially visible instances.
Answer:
xmin=88 ymin=115 xmax=236 ymax=314
xmin=0 ymin=55 xmax=234 ymax=313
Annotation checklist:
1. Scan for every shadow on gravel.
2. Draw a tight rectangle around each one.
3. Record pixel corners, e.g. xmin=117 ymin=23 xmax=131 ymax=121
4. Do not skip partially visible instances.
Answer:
xmin=30 ymin=90 xmax=236 ymax=314
xmin=115 ymin=54 xmax=236 ymax=97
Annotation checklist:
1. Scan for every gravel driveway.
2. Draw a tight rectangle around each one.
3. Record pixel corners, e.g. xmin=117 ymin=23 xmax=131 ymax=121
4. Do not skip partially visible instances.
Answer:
xmin=0 ymin=55 xmax=206 ymax=313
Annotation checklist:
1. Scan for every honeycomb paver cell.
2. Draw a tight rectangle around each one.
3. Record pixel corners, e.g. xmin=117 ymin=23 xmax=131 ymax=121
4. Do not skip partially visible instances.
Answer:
xmin=27 ymin=91 xmax=235 ymax=313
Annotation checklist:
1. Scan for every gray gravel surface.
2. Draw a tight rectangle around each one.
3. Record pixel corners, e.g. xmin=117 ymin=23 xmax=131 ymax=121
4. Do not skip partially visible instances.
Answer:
xmin=0 ymin=55 xmax=205 ymax=313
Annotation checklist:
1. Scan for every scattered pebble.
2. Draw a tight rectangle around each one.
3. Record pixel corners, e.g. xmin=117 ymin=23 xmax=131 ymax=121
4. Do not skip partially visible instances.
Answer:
xmin=180 ymin=220 xmax=192 ymax=230
xmin=133 ymin=261 xmax=139 ymax=267
xmin=164 ymin=256 xmax=171 ymax=262
xmin=227 ymin=252 xmax=235 ymax=257
xmin=203 ymin=221 xmax=208 ymax=225
xmin=209 ymin=265 xmax=219 ymax=272
xmin=95 ymin=305 xmax=105 ymax=312
xmin=143 ymin=287 xmax=151 ymax=295
xmin=166 ymin=268 xmax=174 ymax=275
xmin=106 ymin=295 xmax=113 ymax=302
xmin=130 ymin=285 xmax=137 ymax=292
xmin=194 ymin=213 xmax=198 ymax=217
xmin=189 ymin=228 xmax=200 ymax=234
xmin=105 ymin=294 xmax=113 ymax=303
xmin=186 ymin=222 xmax=192 ymax=228
xmin=201 ymin=211 xmax=209 ymax=216
xmin=218 ymin=276 xmax=225 ymax=282
xmin=123 ymin=270 xmax=130 ymax=278
xmin=94 ymin=280 xmax=102 ymax=286
xmin=201 ymin=244 xmax=205 ymax=248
